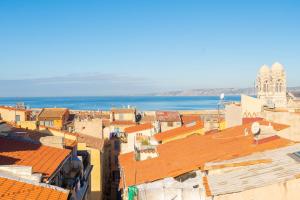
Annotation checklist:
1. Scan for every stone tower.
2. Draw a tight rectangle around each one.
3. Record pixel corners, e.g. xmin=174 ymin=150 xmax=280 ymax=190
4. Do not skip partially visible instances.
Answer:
xmin=256 ymin=62 xmax=287 ymax=108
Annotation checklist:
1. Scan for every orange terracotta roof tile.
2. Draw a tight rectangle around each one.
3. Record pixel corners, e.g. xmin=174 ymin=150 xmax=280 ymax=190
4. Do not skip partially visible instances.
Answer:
xmin=119 ymin=123 xmax=294 ymax=187
xmin=124 ymin=123 xmax=154 ymax=134
xmin=242 ymin=118 xmax=290 ymax=131
xmin=111 ymin=120 xmax=137 ymax=126
xmin=156 ymin=111 xmax=181 ymax=122
xmin=181 ymin=114 xmax=202 ymax=124
xmin=154 ymin=120 xmax=204 ymax=142
xmin=0 ymin=177 xmax=69 ymax=200
xmin=38 ymin=108 xmax=69 ymax=120
xmin=111 ymin=108 xmax=136 ymax=114
xmin=77 ymin=134 xmax=104 ymax=149
xmin=202 ymin=176 xmax=212 ymax=197
xmin=242 ymin=117 xmax=264 ymax=125
xmin=0 ymin=137 xmax=71 ymax=180
xmin=0 ymin=106 xmax=30 ymax=112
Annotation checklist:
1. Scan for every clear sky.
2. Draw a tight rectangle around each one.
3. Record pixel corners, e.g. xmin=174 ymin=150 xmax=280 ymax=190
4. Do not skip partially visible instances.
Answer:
xmin=0 ymin=0 xmax=299 ymax=96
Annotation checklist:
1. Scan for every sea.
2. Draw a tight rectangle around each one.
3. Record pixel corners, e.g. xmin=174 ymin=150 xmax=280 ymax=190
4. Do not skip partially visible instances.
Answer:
xmin=0 ymin=96 xmax=241 ymax=111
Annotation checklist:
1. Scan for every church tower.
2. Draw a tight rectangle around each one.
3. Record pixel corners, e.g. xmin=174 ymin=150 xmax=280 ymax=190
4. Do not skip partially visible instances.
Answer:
xmin=256 ymin=62 xmax=287 ymax=108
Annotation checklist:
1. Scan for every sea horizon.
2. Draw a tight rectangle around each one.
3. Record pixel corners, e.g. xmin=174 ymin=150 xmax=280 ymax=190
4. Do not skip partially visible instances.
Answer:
xmin=0 ymin=96 xmax=241 ymax=111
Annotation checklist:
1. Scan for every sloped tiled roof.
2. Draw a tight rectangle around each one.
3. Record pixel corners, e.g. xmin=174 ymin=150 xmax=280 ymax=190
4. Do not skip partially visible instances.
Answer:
xmin=181 ymin=114 xmax=202 ymax=124
xmin=0 ymin=137 xmax=71 ymax=180
xmin=156 ymin=111 xmax=181 ymax=122
xmin=242 ymin=118 xmax=290 ymax=131
xmin=38 ymin=108 xmax=69 ymax=120
xmin=111 ymin=120 xmax=136 ymax=126
xmin=154 ymin=120 xmax=204 ymax=142
xmin=124 ymin=123 xmax=154 ymax=134
xmin=119 ymin=122 xmax=293 ymax=187
xmin=111 ymin=108 xmax=136 ymax=114
xmin=0 ymin=177 xmax=69 ymax=200
xmin=77 ymin=134 xmax=104 ymax=150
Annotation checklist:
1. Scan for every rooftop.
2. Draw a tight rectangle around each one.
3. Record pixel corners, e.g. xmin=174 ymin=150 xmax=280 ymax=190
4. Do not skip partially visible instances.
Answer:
xmin=154 ymin=120 xmax=204 ymax=142
xmin=38 ymin=108 xmax=69 ymax=120
xmin=0 ymin=176 xmax=69 ymax=200
xmin=119 ymin=121 xmax=292 ymax=187
xmin=156 ymin=111 xmax=181 ymax=122
xmin=0 ymin=137 xmax=71 ymax=180
xmin=205 ymin=143 xmax=300 ymax=196
xmin=0 ymin=106 xmax=30 ymax=112
xmin=111 ymin=108 xmax=136 ymax=114
xmin=181 ymin=114 xmax=202 ymax=125
xmin=111 ymin=120 xmax=136 ymax=126
xmin=124 ymin=123 xmax=154 ymax=134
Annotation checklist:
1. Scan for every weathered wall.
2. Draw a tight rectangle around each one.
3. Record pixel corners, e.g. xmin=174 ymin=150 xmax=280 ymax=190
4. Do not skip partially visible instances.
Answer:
xmin=121 ymin=128 xmax=155 ymax=154
xmin=214 ymin=177 xmax=300 ymax=200
xmin=74 ymin=118 xmax=103 ymax=138
xmin=0 ymin=108 xmax=29 ymax=123
xmin=263 ymin=111 xmax=300 ymax=141
xmin=113 ymin=113 xmax=135 ymax=122
xmin=160 ymin=121 xmax=181 ymax=132
xmin=241 ymin=94 xmax=263 ymax=117
xmin=225 ymin=104 xmax=242 ymax=128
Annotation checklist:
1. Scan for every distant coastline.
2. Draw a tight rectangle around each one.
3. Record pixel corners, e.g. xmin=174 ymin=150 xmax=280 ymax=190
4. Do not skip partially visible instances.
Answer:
xmin=151 ymin=86 xmax=300 ymax=96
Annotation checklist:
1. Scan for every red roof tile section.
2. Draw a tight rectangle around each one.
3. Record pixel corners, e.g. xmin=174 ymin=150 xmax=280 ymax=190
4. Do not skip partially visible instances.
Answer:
xmin=111 ymin=108 xmax=136 ymax=114
xmin=0 ymin=177 xmax=69 ymax=200
xmin=154 ymin=120 xmax=204 ymax=142
xmin=38 ymin=108 xmax=69 ymax=120
xmin=0 ymin=106 xmax=30 ymax=112
xmin=124 ymin=123 xmax=154 ymax=134
xmin=156 ymin=111 xmax=181 ymax=122
xmin=181 ymin=114 xmax=202 ymax=124
xmin=111 ymin=121 xmax=137 ymax=126
xmin=119 ymin=122 xmax=293 ymax=187
xmin=0 ymin=137 xmax=71 ymax=180
xmin=242 ymin=118 xmax=290 ymax=131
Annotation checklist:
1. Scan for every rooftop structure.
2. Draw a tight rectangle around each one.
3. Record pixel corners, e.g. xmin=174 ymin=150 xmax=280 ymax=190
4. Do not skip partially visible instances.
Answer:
xmin=38 ymin=108 xmax=69 ymax=121
xmin=0 ymin=137 xmax=71 ymax=180
xmin=124 ymin=123 xmax=154 ymax=134
xmin=205 ymin=143 xmax=300 ymax=197
xmin=0 ymin=176 xmax=69 ymax=200
xmin=156 ymin=111 xmax=181 ymax=122
xmin=154 ymin=120 xmax=204 ymax=143
xmin=119 ymin=120 xmax=292 ymax=188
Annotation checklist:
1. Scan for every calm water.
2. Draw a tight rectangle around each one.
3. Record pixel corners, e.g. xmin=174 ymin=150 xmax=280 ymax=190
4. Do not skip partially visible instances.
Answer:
xmin=0 ymin=96 xmax=240 ymax=111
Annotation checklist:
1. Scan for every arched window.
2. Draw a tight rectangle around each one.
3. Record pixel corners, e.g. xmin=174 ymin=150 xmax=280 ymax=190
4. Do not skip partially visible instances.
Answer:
xmin=263 ymin=80 xmax=268 ymax=93
xmin=276 ymin=79 xmax=283 ymax=93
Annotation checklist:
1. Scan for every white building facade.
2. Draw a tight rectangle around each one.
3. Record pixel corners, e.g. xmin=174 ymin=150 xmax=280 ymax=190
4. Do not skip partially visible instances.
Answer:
xmin=256 ymin=62 xmax=287 ymax=108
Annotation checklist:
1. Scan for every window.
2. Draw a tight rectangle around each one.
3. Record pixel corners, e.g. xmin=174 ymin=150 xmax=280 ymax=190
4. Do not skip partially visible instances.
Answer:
xmin=119 ymin=114 xmax=124 ymax=120
xmin=167 ymin=122 xmax=173 ymax=127
xmin=15 ymin=115 xmax=21 ymax=122
xmin=276 ymin=79 xmax=283 ymax=93
xmin=263 ymin=80 xmax=268 ymax=92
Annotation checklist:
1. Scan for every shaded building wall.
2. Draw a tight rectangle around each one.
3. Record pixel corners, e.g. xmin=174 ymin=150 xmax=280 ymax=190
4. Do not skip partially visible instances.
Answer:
xmin=78 ymin=143 xmax=103 ymax=200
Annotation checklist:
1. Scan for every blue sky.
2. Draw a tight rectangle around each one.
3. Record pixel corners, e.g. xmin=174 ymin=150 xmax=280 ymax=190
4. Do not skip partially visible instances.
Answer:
xmin=0 ymin=0 xmax=299 ymax=96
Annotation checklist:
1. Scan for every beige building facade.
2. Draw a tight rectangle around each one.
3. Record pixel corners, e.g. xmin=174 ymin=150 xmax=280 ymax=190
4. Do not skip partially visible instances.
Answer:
xmin=256 ymin=62 xmax=287 ymax=108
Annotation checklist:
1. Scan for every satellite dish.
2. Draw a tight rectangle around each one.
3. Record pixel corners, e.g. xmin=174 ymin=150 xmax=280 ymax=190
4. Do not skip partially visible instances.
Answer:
xmin=251 ymin=122 xmax=261 ymax=136
xmin=220 ymin=93 xmax=225 ymax=100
